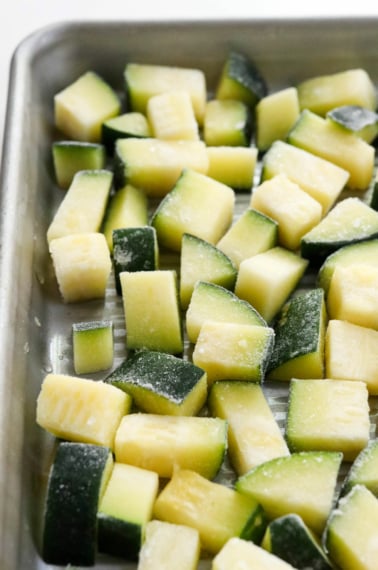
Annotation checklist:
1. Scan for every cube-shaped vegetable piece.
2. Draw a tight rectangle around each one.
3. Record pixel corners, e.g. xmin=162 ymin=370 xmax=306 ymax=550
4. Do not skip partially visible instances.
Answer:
xmin=255 ymin=87 xmax=300 ymax=151
xmin=49 ymin=232 xmax=112 ymax=303
xmin=52 ymin=141 xmax=106 ymax=189
xmin=324 ymin=485 xmax=378 ymax=570
xmin=285 ymin=379 xmax=370 ymax=461
xmin=327 ymin=264 xmax=378 ymax=330
xmin=217 ymin=208 xmax=278 ymax=269
xmin=206 ymin=146 xmax=257 ymax=191
xmin=179 ymin=233 xmax=237 ymax=309
xmin=114 ymin=414 xmax=227 ymax=479
xmin=235 ymin=247 xmax=308 ymax=324
xmin=192 ymin=321 xmax=274 ymax=386
xmin=250 ymin=174 xmax=322 ymax=251
xmin=114 ymin=138 xmax=209 ymax=198
xmin=208 ymin=381 xmax=289 ymax=475
xmin=98 ymin=462 xmax=159 ymax=561
xmin=120 ymin=270 xmax=183 ymax=354
xmin=36 ymin=373 xmax=131 ymax=449
xmin=151 ymin=169 xmax=234 ymax=251
xmin=42 ymin=442 xmax=113 ymax=566
xmin=267 ymin=288 xmax=327 ymax=381
xmin=215 ymin=50 xmax=267 ymax=108
xmin=147 ymin=90 xmax=199 ymax=141
xmin=186 ymin=281 xmax=266 ymax=344
xmin=105 ymin=350 xmax=207 ymax=416
xmin=325 ymin=319 xmax=378 ymax=395
xmin=138 ymin=520 xmax=200 ymax=570
xmin=103 ymin=183 xmax=148 ymax=252
xmin=54 ymin=70 xmax=121 ymax=142
xmin=213 ymin=537 xmax=297 ymax=570
xmin=102 ymin=111 xmax=151 ymax=151
xmin=72 ymin=320 xmax=113 ymax=375
xmin=203 ymin=99 xmax=252 ymax=147
xmin=327 ymin=105 xmax=378 ymax=144
xmin=341 ymin=439 xmax=378 ymax=497
xmin=47 ymin=169 xmax=113 ymax=243
xmin=236 ymin=451 xmax=342 ymax=535
xmin=124 ymin=62 xmax=207 ymax=124
xmin=153 ymin=469 xmax=266 ymax=555
xmin=112 ymin=226 xmax=158 ymax=295
xmin=261 ymin=140 xmax=349 ymax=215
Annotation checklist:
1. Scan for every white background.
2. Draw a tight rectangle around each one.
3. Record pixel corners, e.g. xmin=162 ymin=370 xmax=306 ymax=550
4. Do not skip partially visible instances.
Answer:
xmin=1 ymin=0 xmax=378 ymax=154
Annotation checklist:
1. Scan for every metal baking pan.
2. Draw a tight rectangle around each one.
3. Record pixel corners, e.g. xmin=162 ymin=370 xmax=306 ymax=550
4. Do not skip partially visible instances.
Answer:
xmin=1 ymin=17 xmax=378 ymax=570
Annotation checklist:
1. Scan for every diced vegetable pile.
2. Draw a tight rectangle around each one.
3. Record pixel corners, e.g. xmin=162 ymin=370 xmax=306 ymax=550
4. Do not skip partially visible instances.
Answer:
xmin=36 ymin=52 xmax=378 ymax=570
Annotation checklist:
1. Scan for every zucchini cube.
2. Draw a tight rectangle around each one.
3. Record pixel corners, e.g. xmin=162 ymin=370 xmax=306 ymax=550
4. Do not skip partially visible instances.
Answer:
xmin=285 ymin=378 xmax=370 ymax=461
xmin=98 ymin=462 xmax=159 ymax=560
xmin=213 ymin=537 xmax=297 ymax=570
xmin=255 ymin=87 xmax=300 ymax=151
xmin=52 ymin=141 xmax=106 ymax=189
xmin=325 ymin=319 xmax=378 ymax=395
xmin=54 ymin=70 xmax=121 ymax=142
xmin=102 ymin=111 xmax=151 ymax=151
xmin=105 ymin=350 xmax=207 ymax=416
xmin=153 ymin=469 xmax=266 ymax=554
xmin=151 ymin=169 xmax=235 ymax=252
xmin=206 ymin=146 xmax=257 ymax=191
xmin=49 ymin=232 xmax=112 ymax=303
xmin=72 ymin=320 xmax=113 ymax=375
xmin=192 ymin=321 xmax=274 ymax=386
xmin=203 ymin=99 xmax=252 ymax=147
xmin=147 ymin=90 xmax=199 ymax=141
xmin=341 ymin=439 xmax=378 ymax=498
xmin=250 ymin=174 xmax=322 ymax=251
xmin=120 ymin=270 xmax=183 ymax=354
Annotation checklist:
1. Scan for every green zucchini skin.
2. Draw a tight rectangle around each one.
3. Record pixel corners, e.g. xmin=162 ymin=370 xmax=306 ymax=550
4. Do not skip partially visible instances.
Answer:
xmin=97 ymin=513 xmax=141 ymax=561
xmin=42 ymin=442 xmax=112 ymax=566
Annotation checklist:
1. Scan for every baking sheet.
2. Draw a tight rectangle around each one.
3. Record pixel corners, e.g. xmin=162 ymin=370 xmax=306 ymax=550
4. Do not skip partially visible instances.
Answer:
xmin=1 ymin=17 xmax=378 ymax=570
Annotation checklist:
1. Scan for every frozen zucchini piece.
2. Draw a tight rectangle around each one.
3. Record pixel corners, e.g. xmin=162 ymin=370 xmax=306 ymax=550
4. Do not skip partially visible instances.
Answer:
xmin=255 ymin=87 xmax=300 ymax=151
xmin=325 ymin=319 xmax=378 ymax=395
xmin=98 ymin=462 xmax=159 ymax=561
xmin=120 ymin=270 xmax=183 ymax=354
xmin=138 ymin=520 xmax=200 ymax=570
xmin=208 ymin=381 xmax=289 ymax=475
xmin=206 ymin=146 xmax=257 ymax=191
xmin=186 ymin=281 xmax=266 ymax=344
xmin=49 ymin=232 xmax=112 ymax=303
xmin=287 ymin=109 xmax=375 ymax=191
xmin=216 ymin=50 xmax=267 ymax=108
xmin=52 ymin=141 xmax=106 ymax=189
xmin=72 ymin=320 xmax=113 ymax=375
xmin=54 ymin=70 xmax=121 ymax=142
xmin=102 ymin=183 xmax=148 ymax=252
xmin=105 ymin=350 xmax=207 ymax=416
xmin=114 ymin=138 xmax=208 ymax=198
xmin=151 ymin=169 xmax=234 ymax=252
xmin=267 ymin=288 xmax=326 ymax=381
xmin=42 ymin=442 xmax=113 ymax=566
xmin=297 ymin=68 xmax=377 ymax=116
xmin=261 ymin=140 xmax=349 ymax=215
xmin=261 ymin=514 xmax=334 ymax=570
xmin=235 ymin=246 xmax=308 ymax=324
xmin=102 ymin=111 xmax=151 ymax=151
xmin=317 ymin=238 xmax=378 ymax=295
xmin=324 ymin=484 xmax=378 ymax=570
xmin=251 ymin=174 xmax=322 ymax=251
xmin=327 ymin=105 xmax=378 ymax=143
xmin=36 ymin=373 xmax=131 ymax=449
xmin=213 ymin=537 xmax=297 ymax=570
xmin=285 ymin=378 xmax=370 ymax=461
xmin=147 ymin=90 xmax=199 ymax=141
xmin=112 ymin=226 xmax=158 ymax=295
xmin=114 ymin=414 xmax=227 ymax=479
xmin=236 ymin=451 xmax=342 ymax=535
xmin=47 ymin=169 xmax=113 ymax=243
xmin=327 ymin=263 xmax=378 ymax=330
xmin=124 ymin=62 xmax=207 ymax=124
xmin=301 ymin=197 xmax=378 ymax=263
xmin=341 ymin=439 xmax=378 ymax=497
xmin=179 ymin=233 xmax=237 ymax=309
xmin=153 ymin=469 xmax=266 ymax=555
xmin=192 ymin=320 xmax=274 ymax=386
xmin=203 ymin=99 xmax=252 ymax=147
xmin=217 ymin=208 xmax=278 ymax=269
xmin=369 ymin=169 xmax=378 ymax=210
